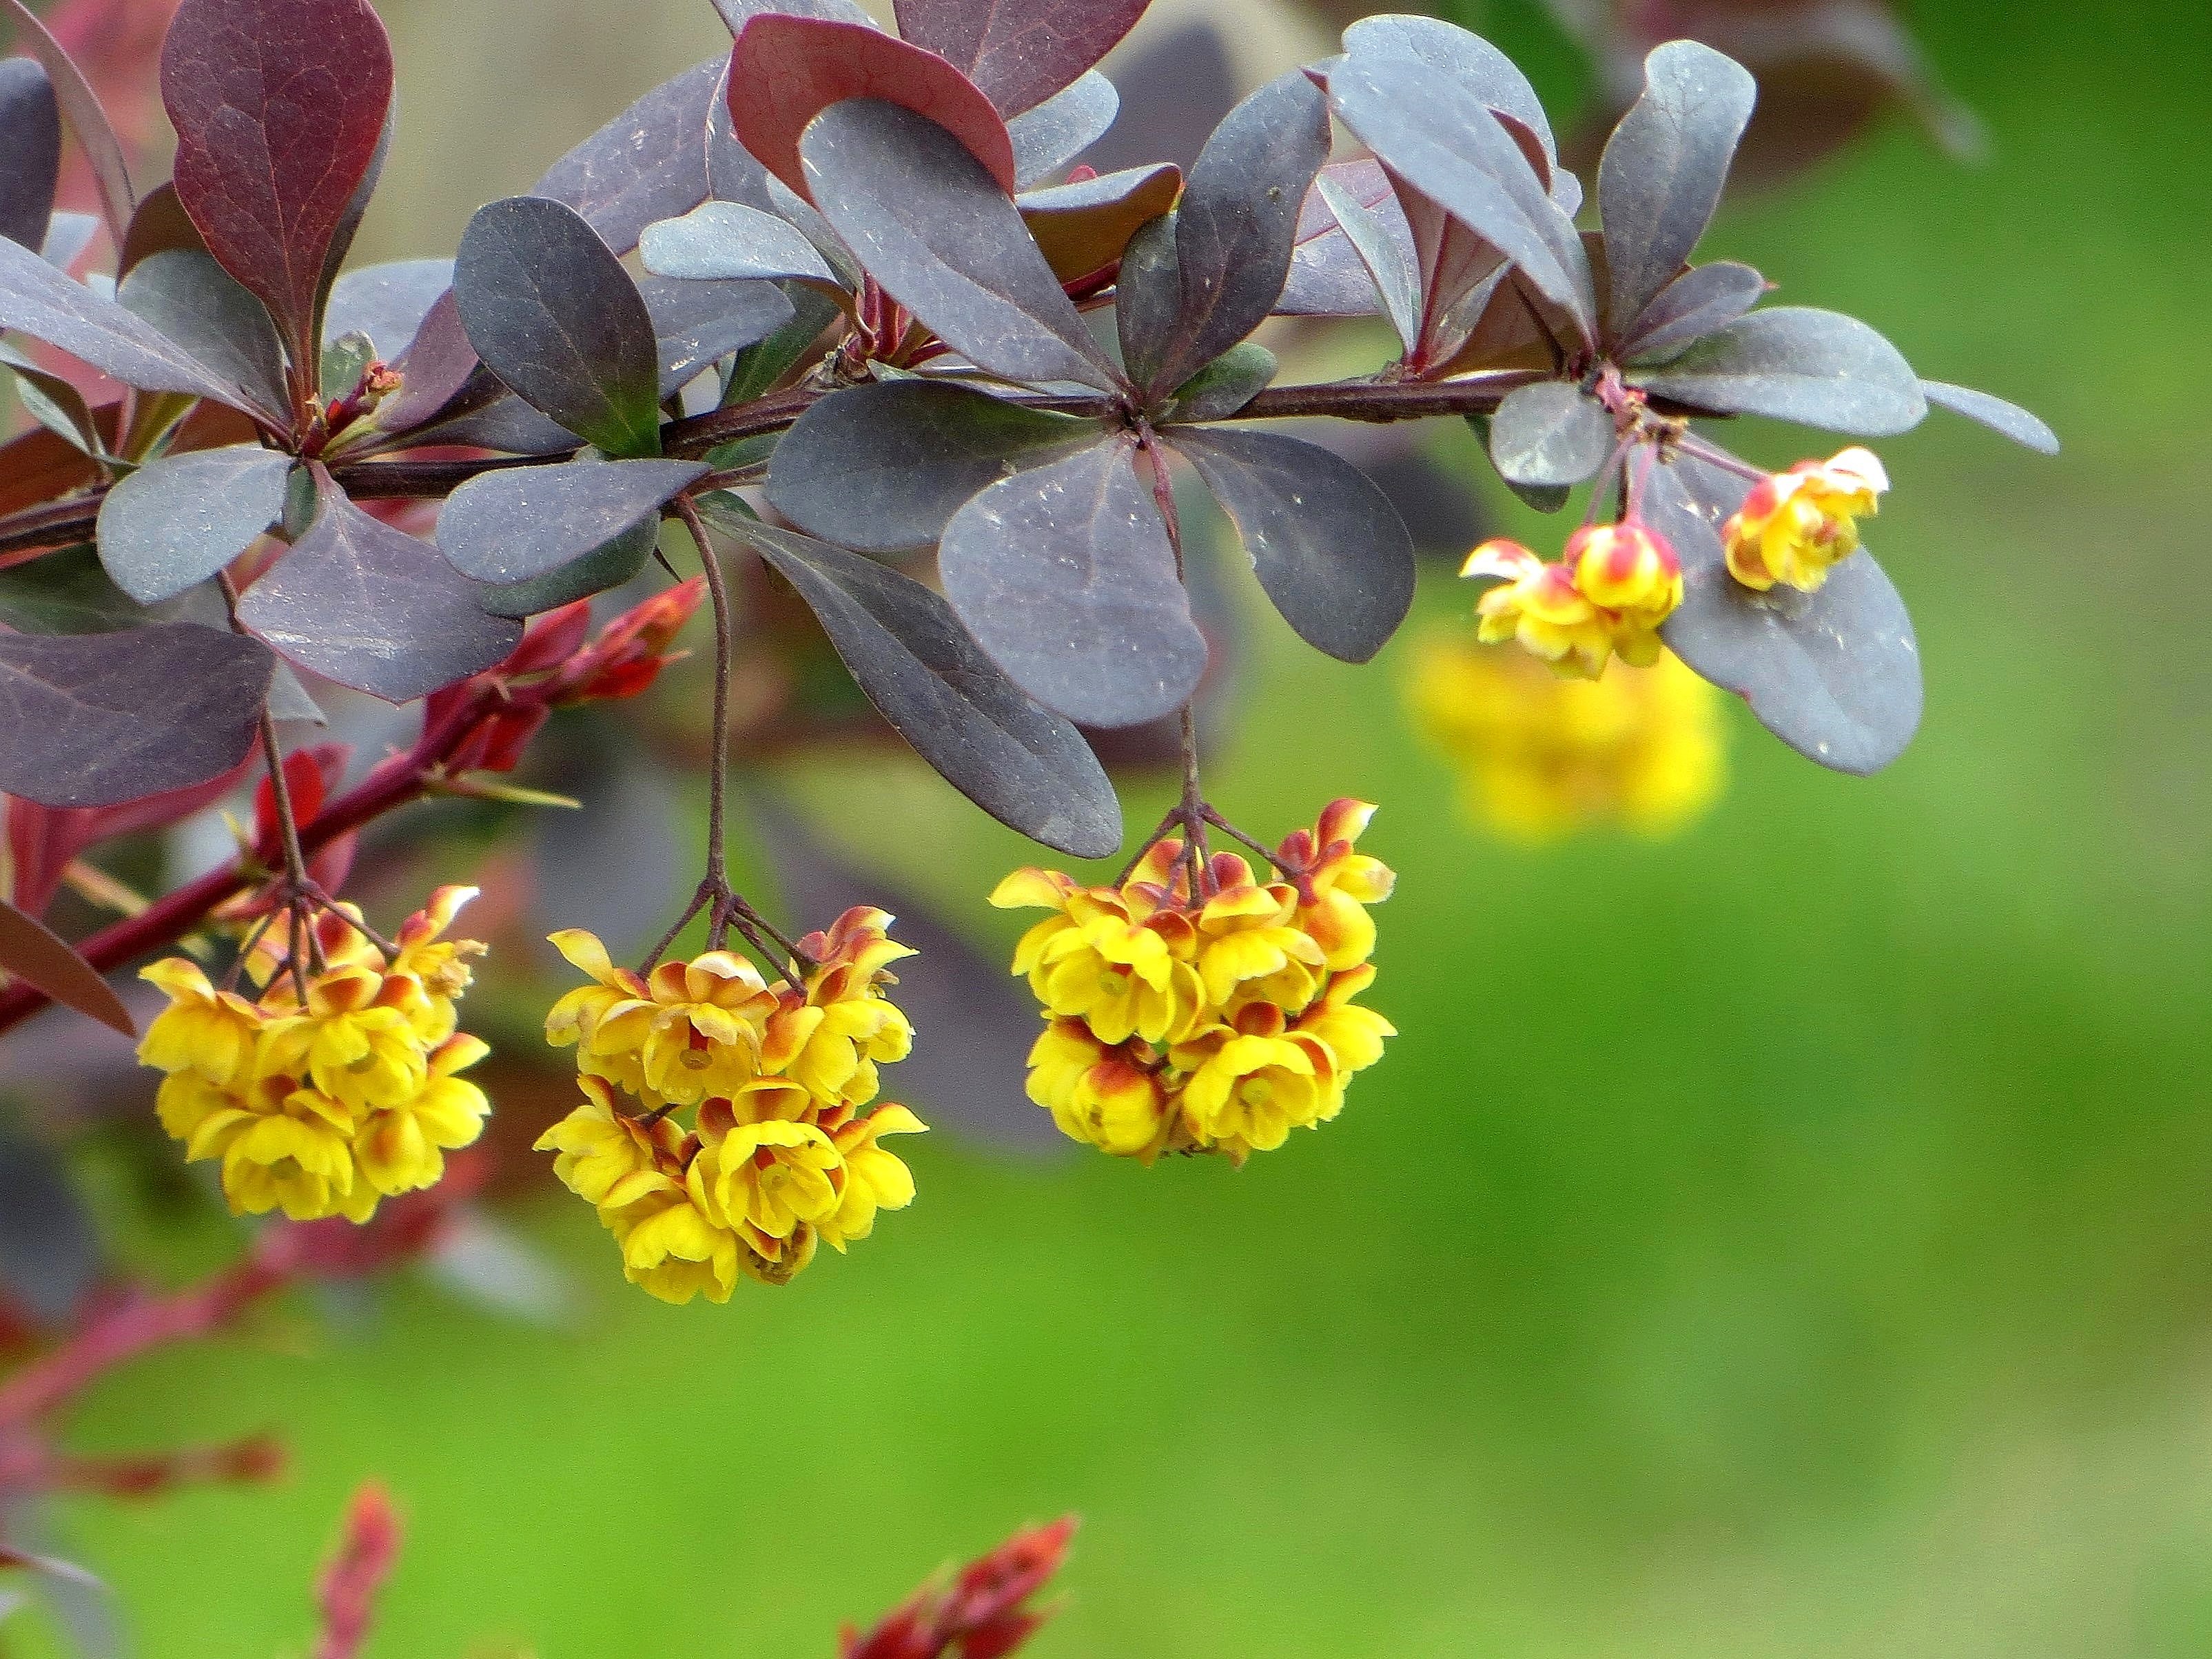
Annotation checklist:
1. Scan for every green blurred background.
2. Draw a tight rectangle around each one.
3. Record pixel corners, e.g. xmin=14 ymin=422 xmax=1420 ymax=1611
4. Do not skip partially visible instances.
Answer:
xmin=22 ymin=0 xmax=2212 ymax=1655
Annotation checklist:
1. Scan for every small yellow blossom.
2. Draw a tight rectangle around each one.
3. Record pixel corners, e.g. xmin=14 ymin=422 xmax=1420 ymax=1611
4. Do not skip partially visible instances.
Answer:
xmin=139 ymin=889 xmax=492 ymax=1225
xmin=1412 ymin=635 xmax=1726 ymax=841
xmin=1723 ymin=447 xmax=1888 ymax=593
xmin=1464 ymin=523 xmax=1684 ymax=678
xmin=1001 ymin=801 xmax=1393 ymax=1164
xmin=538 ymin=907 xmax=926 ymax=1298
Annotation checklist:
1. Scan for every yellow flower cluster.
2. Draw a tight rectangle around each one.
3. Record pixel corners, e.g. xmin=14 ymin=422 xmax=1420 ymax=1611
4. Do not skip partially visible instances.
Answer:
xmin=139 ymin=889 xmax=491 ymax=1223
xmin=992 ymin=801 xmax=1395 ymax=1164
xmin=1464 ymin=522 xmax=1684 ymax=679
xmin=1723 ymin=447 xmax=1888 ymax=593
xmin=1411 ymin=635 xmax=1725 ymax=841
xmin=535 ymin=907 xmax=925 ymax=1304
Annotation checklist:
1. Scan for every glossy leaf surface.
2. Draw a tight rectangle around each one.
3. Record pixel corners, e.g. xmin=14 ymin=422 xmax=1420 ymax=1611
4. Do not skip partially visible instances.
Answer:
xmin=437 ymin=458 xmax=704 ymax=584
xmin=636 ymin=272 xmax=795 ymax=397
xmin=639 ymin=201 xmax=837 ymax=286
xmin=1170 ymin=428 xmax=1414 ymax=663
xmin=939 ymin=437 xmax=1205 ymax=728
xmin=0 ymin=234 xmax=254 ymax=406
xmin=1648 ymin=451 xmax=1921 ymax=774
xmin=323 ymin=258 xmax=453 ymax=358
xmin=1617 ymin=258 xmax=1765 ymax=362
xmin=1007 ymin=70 xmax=1118 ymax=187
xmin=0 ymin=622 xmax=273 ymax=807
xmin=1921 ymin=380 xmax=2059 ymax=455
xmin=0 ymin=56 xmax=59 ymax=252
xmin=1597 ymin=41 xmax=1759 ymax=328
xmin=160 ymin=0 xmax=394 ymax=368
xmin=1313 ymin=169 xmax=1420 ymax=350
xmin=477 ymin=517 xmax=659 ymax=620
xmin=238 ymin=479 xmax=520 ymax=701
xmin=735 ymin=519 xmax=1122 ymax=856
xmin=115 ymin=248 xmax=289 ymax=426
xmin=1329 ymin=52 xmax=1595 ymax=340
xmin=1340 ymin=14 xmax=1556 ymax=161
xmin=530 ymin=59 xmax=722 ymax=256
xmin=768 ymin=380 xmax=1101 ymax=554
xmin=1144 ymin=71 xmax=1331 ymax=397
xmin=728 ymin=14 xmax=1016 ymax=200
xmin=801 ymin=99 xmax=1118 ymax=391
xmin=454 ymin=196 xmax=663 ymax=458
xmin=893 ymin=0 xmax=1147 ymax=117
xmin=1634 ymin=305 xmax=1927 ymax=436
xmin=95 ymin=445 xmax=291 ymax=604
xmin=1488 ymin=381 xmax=1614 ymax=486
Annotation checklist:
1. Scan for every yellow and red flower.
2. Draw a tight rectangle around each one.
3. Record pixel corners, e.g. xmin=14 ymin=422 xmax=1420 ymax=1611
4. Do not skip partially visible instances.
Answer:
xmin=1722 ymin=447 xmax=1889 ymax=593
xmin=1464 ymin=524 xmax=1683 ymax=679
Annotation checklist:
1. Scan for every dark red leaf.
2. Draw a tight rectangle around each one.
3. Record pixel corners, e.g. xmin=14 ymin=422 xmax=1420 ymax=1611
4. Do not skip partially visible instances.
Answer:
xmin=161 ymin=0 xmax=395 ymax=373
xmin=892 ymin=0 xmax=1147 ymax=118
xmin=727 ymin=14 xmax=1016 ymax=202
xmin=7 ymin=758 xmax=252 ymax=916
xmin=0 ymin=896 xmax=132 ymax=1035
xmin=0 ymin=622 xmax=273 ymax=808
xmin=1019 ymin=163 xmax=1180 ymax=283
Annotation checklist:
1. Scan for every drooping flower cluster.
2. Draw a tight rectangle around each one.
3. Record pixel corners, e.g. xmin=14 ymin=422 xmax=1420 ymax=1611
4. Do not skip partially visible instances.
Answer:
xmin=139 ymin=889 xmax=491 ymax=1224
xmin=535 ymin=907 xmax=925 ymax=1303
xmin=1411 ymin=635 xmax=1725 ymax=841
xmin=1722 ymin=448 xmax=1890 ymax=593
xmin=993 ymin=801 xmax=1395 ymax=1164
xmin=1464 ymin=520 xmax=1685 ymax=679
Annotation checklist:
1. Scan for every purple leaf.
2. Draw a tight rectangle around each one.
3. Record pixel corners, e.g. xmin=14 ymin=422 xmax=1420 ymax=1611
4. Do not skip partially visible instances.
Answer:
xmin=892 ymin=0 xmax=1148 ymax=118
xmin=373 ymin=288 xmax=478 ymax=435
xmin=801 ymin=98 xmax=1119 ymax=392
xmin=1486 ymin=381 xmax=1614 ymax=487
xmin=767 ymin=380 xmax=1103 ymax=555
xmin=94 ymin=444 xmax=291 ymax=604
xmin=1312 ymin=169 xmax=1420 ymax=350
xmin=1277 ymin=160 xmax=1408 ymax=319
xmin=1142 ymin=71 xmax=1331 ymax=399
xmin=1007 ymin=69 xmax=1118 ymax=187
xmin=237 ymin=475 xmax=520 ymax=703
xmin=728 ymin=14 xmax=1017 ymax=201
xmin=530 ymin=59 xmax=724 ymax=256
xmin=1920 ymin=380 xmax=2059 ymax=455
xmin=1616 ymin=259 xmax=1766 ymax=362
xmin=0 ymin=897 xmax=133 ymax=1037
xmin=939 ymin=435 xmax=1205 ymax=729
xmin=436 ymin=457 xmax=704 ymax=584
xmin=0 ymin=622 xmax=273 ymax=807
xmin=1019 ymin=162 xmax=1180 ymax=283
xmin=1168 ymin=428 xmax=1413 ymax=664
xmin=635 ymin=272 xmax=794 ymax=398
xmin=1 ymin=0 xmax=135 ymax=247
xmin=1329 ymin=52 xmax=1595 ymax=343
xmin=1340 ymin=14 xmax=1557 ymax=165
xmin=454 ymin=196 xmax=663 ymax=459
xmin=1647 ymin=450 xmax=1921 ymax=775
xmin=639 ymin=201 xmax=838 ymax=285
xmin=0 ymin=234 xmax=254 ymax=406
xmin=1632 ymin=305 xmax=1926 ymax=436
xmin=161 ymin=0 xmax=396 ymax=376
xmin=0 ymin=57 xmax=60 ymax=253
xmin=115 ymin=248 xmax=290 ymax=426
xmin=117 ymin=182 xmax=202 ymax=276
xmin=1598 ymin=41 xmax=1759 ymax=330
xmin=731 ymin=517 xmax=1122 ymax=857
xmin=323 ymin=258 xmax=453 ymax=358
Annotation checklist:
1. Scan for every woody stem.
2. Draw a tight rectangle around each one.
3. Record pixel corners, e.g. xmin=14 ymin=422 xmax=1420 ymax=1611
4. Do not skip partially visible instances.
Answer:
xmin=673 ymin=494 xmax=737 ymax=949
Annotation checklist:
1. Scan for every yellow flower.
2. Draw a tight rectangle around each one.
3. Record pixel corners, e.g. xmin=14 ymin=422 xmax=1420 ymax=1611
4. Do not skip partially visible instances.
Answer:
xmin=1275 ymin=799 xmax=1395 ymax=973
xmin=1723 ymin=447 xmax=1888 ymax=593
xmin=699 ymin=1119 xmax=844 ymax=1241
xmin=137 ymin=959 xmax=265 ymax=1088
xmin=818 ymin=1103 xmax=927 ymax=1249
xmin=1170 ymin=1013 xmax=1339 ymax=1162
xmin=760 ymin=907 xmax=915 ymax=1107
xmin=612 ymin=1184 xmax=741 ymax=1306
xmin=154 ymin=1071 xmax=237 ymax=1146
xmin=1022 ymin=1021 xmax=1173 ymax=1158
xmin=627 ymin=952 xmax=777 ymax=1109
xmin=1293 ymin=965 xmax=1396 ymax=1115
xmin=1412 ymin=635 xmax=1726 ymax=841
xmin=1188 ymin=860 xmax=1324 ymax=1011
xmin=385 ymin=885 xmax=489 ymax=1042
xmin=1464 ymin=539 xmax=1617 ymax=679
xmin=992 ymin=870 xmax=1203 ymax=1046
xmin=1568 ymin=522 xmax=1681 ymax=663
xmin=535 ymin=1076 xmax=682 ymax=1209
xmin=255 ymin=967 xmax=427 ymax=1115
xmin=217 ymin=1086 xmax=371 ymax=1223
xmin=355 ymin=1033 xmax=491 ymax=1197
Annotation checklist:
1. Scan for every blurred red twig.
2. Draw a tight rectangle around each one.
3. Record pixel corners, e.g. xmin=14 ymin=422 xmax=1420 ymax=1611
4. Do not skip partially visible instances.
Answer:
xmin=311 ymin=1484 xmax=403 ymax=1659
